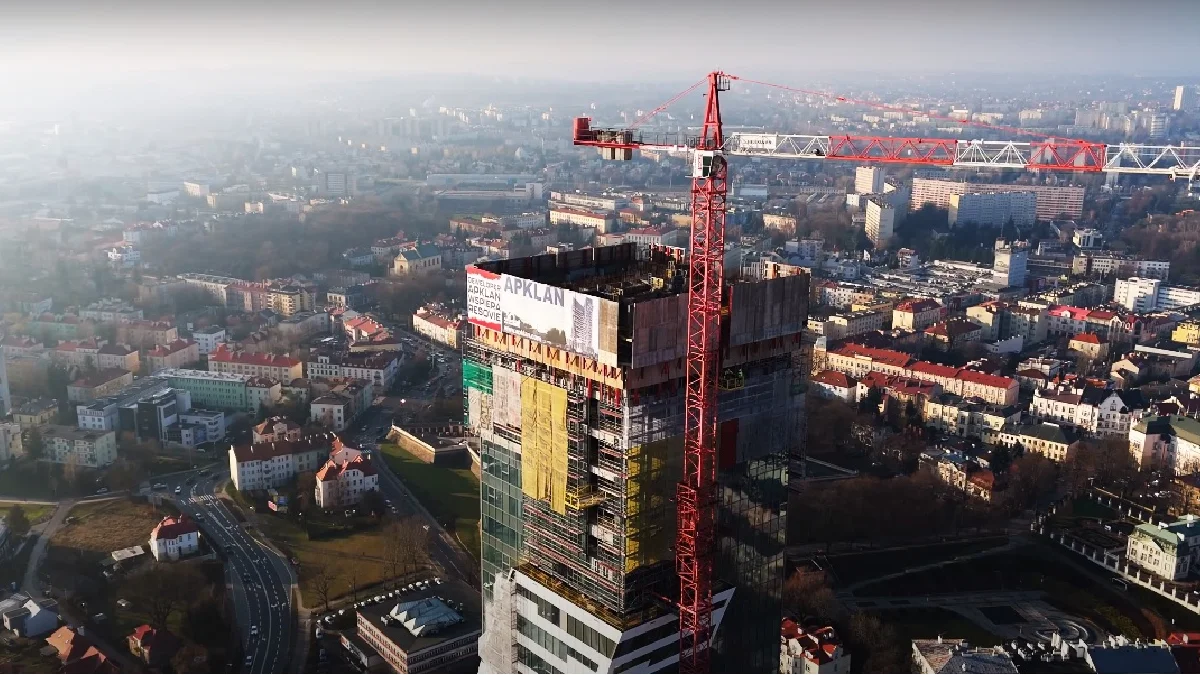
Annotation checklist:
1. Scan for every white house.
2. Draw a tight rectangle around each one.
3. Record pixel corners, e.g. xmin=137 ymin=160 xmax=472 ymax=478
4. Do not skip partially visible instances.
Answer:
xmin=1031 ymin=384 xmax=1147 ymax=438
xmin=780 ymin=621 xmax=851 ymax=674
xmin=1129 ymin=415 xmax=1200 ymax=474
xmin=810 ymin=371 xmax=857 ymax=404
xmin=314 ymin=452 xmax=380 ymax=508
xmin=148 ymin=515 xmax=200 ymax=562
xmin=1126 ymin=517 xmax=1200 ymax=580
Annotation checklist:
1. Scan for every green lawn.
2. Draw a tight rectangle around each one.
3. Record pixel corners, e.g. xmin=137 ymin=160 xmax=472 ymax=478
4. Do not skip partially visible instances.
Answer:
xmin=872 ymin=607 xmax=1003 ymax=646
xmin=0 ymin=501 xmax=55 ymax=525
xmin=828 ymin=537 xmax=1009 ymax=585
xmin=0 ymin=465 xmax=56 ymax=499
xmin=378 ymin=442 xmax=481 ymax=564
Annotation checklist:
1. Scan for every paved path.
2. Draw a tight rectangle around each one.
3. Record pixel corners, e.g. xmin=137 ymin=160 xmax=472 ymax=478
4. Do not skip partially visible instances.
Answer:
xmin=21 ymin=499 xmax=74 ymax=597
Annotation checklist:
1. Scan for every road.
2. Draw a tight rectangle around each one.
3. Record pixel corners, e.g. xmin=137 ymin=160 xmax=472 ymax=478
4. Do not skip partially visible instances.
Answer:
xmin=157 ymin=467 xmax=296 ymax=674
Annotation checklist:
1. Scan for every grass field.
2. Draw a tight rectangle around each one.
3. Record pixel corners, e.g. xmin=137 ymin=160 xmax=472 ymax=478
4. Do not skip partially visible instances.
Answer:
xmin=0 ymin=465 xmax=55 ymax=499
xmin=872 ymin=607 xmax=1003 ymax=646
xmin=827 ymin=537 xmax=1009 ymax=585
xmin=244 ymin=503 xmax=398 ymax=606
xmin=0 ymin=501 xmax=55 ymax=525
xmin=378 ymin=442 xmax=481 ymax=564
xmin=50 ymin=499 xmax=163 ymax=560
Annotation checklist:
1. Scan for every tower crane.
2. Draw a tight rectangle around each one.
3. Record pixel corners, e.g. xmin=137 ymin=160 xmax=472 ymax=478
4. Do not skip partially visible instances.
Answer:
xmin=573 ymin=70 xmax=1200 ymax=673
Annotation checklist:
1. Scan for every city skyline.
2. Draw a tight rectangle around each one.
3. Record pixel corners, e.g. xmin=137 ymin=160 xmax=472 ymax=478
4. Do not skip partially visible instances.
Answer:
xmin=3 ymin=0 xmax=1200 ymax=86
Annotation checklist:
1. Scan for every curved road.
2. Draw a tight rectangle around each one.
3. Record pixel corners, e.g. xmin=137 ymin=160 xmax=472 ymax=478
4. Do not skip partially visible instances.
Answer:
xmin=167 ymin=470 xmax=296 ymax=673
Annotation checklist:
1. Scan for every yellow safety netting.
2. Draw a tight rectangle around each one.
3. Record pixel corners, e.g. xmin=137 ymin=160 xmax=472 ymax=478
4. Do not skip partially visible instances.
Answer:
xmin=520 ymin=377 xmax=569 ymax=514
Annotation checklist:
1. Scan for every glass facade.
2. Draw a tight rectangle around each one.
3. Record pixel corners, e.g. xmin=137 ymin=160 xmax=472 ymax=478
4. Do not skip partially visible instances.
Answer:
xmin=481 ymin=436 xmax=522 ymax=600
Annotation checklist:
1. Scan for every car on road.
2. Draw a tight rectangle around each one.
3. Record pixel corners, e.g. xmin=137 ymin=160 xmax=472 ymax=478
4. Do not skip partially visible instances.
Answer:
xmin=250 ymin=625 xmax=259 ymax=636
xmin=174 ymin=486 xmax=182 ymax=495
xmin=245 ymin=656 xmax=253 ymax=667
xmin=194 ymin=513 xmax=204 ymax=522
xmin=94 ymin=487 xmax=109 ymax=495
xmin=153 ymin=483 xmax=167 ymax=490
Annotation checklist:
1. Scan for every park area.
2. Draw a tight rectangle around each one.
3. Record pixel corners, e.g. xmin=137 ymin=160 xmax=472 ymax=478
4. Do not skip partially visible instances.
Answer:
xmin=49 ymin=498 xmax=168 ymax=564
xmin=378 ymin=441 xmax=481 ymax=564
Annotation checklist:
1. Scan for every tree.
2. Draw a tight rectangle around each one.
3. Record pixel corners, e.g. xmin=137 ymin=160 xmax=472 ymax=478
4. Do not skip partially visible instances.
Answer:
xmin=989 ymin=444 xmax=1013 ymax=475
xmin=385 ymin=518 xmax=430 ymax=583
xmin=1009 ymin=453 xmax=1058 ymax=512
xmin=25 ymin=427 xmax=43 ymax=461
xmin=133 ymin=563 xmax=200 ymax=626
xmin=171 ymin=643 xmax=210 ymax=673
xmin=6 ymin=504 xmax=30 ymax=537
xmin=311 ymin=562 xmax=338 ymax=613
xmin=362 ymin=489 xmax=387 ymax=518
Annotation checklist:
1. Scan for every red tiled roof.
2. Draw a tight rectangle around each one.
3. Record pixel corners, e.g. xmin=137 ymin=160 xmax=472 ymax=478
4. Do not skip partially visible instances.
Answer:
xmin=1087 ymin=309 xmax=1116 ymax=321
xmin=813 ymin=370 xmax=855 ymax=389
xmin=71 ymin=368 xmax=130 ymax=388
xmin=550 ymin=207 xmax=611 ymax=219
xmin=958 ymin=369 xmax=1017 ymax=389
xmin=1071 ymin=332 xmax=1105 ymax=344
xmin=1017 ymin=368 xmax=1051 ymax=379
xmin=894 ymin=298 xmax=941 ymax=313
xmin=151 ymin=515 xmax=199 ymax=541
xmin=1048 ymin=305 xmax=1091 ymax=321
xmin=910 ymin=362 xmax=960 ymax=379
xmin=209 ymin=345 xmax=300 ymax=367
xmin=246 ymin=376 xmax=280 ymax=388
xmin=315 ymin=453 xmax=377 ymax=482
xmin=147 ymin=339 xmax=196 ymax=356
xmin=833 ymin=343 xmax=913 ymax=368
xmin=1167 ymin=633 xmax=1200 ymax=647
xmin=924 ymin=319 xmax=981 ymax=337
xmin=231 ymin=433 xmax=342 ymax=463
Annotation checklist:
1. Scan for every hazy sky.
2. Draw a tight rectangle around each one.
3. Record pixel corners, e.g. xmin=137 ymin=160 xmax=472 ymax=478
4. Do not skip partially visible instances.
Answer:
xmin=2 ymin=0 xmax=1199 ymax=86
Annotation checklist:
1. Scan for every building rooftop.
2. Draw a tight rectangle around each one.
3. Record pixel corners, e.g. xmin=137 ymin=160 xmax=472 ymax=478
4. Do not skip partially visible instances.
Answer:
xmin=150 ymin=515 xmax=199 ymax=541
xmin=230 ymin=433 xmax=343 ymax=463
xmin=912 ymin=638 xmax=1018 ymax=673
xmin=156 ymin=368 xmax=252 ymax=383
xmin=70 ymin=368 xmax=131 ymax=388
xmin=356 ymin=578 xmax=481 ymax=655
xmin=209 ymin=346 xmax=301 ymax=368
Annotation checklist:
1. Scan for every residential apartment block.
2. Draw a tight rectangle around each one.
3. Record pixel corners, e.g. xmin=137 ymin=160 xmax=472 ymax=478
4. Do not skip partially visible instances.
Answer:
xmin=157 ymin=368 xmax=254 ymax=412
xmin=1127 ymin=518 xmax=1200 ymax=581
xmin=911 ymin=177 xmax=1084 ymax=221
xmin=228 ymin=433 xmax=343 ymax=491
xmin=892 ymin=298 xmax=944 ymax=331
xmin=821 ymin=343 xmax=1019 ymax=405
xmin=314 ymin=452 xmax=379 ymax=508
xmin=42 ymin=426 xmax=117 ymax=468
xmin=208 ymin=346 xmax=302 ymax=382
xmin=146 ymin=339 xmax=200 ymax=373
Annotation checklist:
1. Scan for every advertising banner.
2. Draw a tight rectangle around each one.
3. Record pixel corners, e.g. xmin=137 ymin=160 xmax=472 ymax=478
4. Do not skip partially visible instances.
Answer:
xmin=466 ymin=266 xmax=503 ymax=331
xmin=467 ymin=265 xmax=618 ymax=366
xmin=500 ymin=275 xmax=599 ymax=360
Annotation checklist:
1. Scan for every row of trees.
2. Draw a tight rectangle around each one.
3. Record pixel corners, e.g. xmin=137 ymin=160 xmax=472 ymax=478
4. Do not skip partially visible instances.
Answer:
xmin=782 ymin=570 xmax=911 ymax=672
xmin=309 ymin=517 xmax=431 ymax=612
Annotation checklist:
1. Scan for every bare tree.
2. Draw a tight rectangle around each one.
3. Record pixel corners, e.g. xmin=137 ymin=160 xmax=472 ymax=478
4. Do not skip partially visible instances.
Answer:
xmin=312 ymin=562 xmax=339 ymax=613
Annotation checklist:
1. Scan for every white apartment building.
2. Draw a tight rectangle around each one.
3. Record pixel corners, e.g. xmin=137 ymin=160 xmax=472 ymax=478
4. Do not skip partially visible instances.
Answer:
xmin=892 ymin=298 xmax=944 ymax=331
xmin=1129 ymin=415 xmax=1200 ymax=473
xmin=949 ymin=192 xmax=1037 ymax=227
xmin=785 ymin=238 xmax=824 ymax=261
xmin=1114 ymin=277 xmax=1200 ymax=312
xmin=912 ymin=178 xmax=1084 ymax=221
xmin=0 ymin=422 xmax=23 ymax=464
xmin=228 ymin=433 xmax=339 ymax=491
xmin=1072 ymin=228 xmax=1103 ymax=249
xmin=549 ymin=208 xmax=615 ymax=234
xmin=548 ymin=191 xmax=627 ymax=212
xmin=306 ymin=352 xmax=398 ymax=390
xmin=1031 ymin=385 xmax=1146 ymax=438
xmin=992 ymin=240 xmax=1030 ymax=287
xmin=854 ymin=166 xmax=885 ymax=195
xmin=412 ymin=309 xmax=466 ymax=349
xmin=42 ymin=426 xmax=117 ymax=468
xmin=190 ymin=328 xmax=226 ymax=355
xmin=864 ymin=199 xmax=894 ymax=249
xmin=809 ymin=310 xmax=885 ymax=340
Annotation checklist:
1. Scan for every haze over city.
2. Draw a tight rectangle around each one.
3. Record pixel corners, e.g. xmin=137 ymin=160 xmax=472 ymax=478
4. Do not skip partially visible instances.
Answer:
xmin=0 ymin=2 xmax=1199 ymax=674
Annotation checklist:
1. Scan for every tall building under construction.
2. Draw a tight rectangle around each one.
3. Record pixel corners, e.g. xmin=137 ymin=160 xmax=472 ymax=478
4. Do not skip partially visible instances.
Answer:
xmin=466 ymin=243 xmax=808 ymax=673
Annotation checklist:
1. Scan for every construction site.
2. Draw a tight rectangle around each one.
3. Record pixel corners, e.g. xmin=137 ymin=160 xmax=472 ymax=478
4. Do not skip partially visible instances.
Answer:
xmin=468 ymin=242 xmax=809 ymax=673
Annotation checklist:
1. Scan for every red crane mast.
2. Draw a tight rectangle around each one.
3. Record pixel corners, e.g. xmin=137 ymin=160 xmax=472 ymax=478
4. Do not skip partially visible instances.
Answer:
xmin=573 ymin=70 xmax=1200 ymax=672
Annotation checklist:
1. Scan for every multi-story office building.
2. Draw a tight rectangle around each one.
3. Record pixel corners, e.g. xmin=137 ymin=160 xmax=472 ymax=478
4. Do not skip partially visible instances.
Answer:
xmin=992 ymin=240 xmax=1030 ymax=287
xmin=1175 ymin=85 xmax=1193 ymax=112
xmin=0 ymin=355 xmax=9 ymax=417
xmin=468 ymin=244 xmax=808 ymax=673
xmin=864 ymin=198 xmax=894 ymax=249
xmin=156 ymin=368 xmax=253 ymax=412
xmin=949 ymin=192 xmax=1036 ymax=227
xmin=912 ymin=178 xmax=1084 ymax=221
